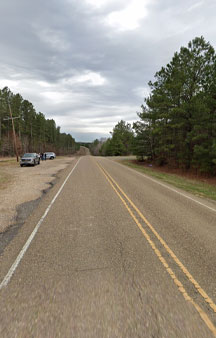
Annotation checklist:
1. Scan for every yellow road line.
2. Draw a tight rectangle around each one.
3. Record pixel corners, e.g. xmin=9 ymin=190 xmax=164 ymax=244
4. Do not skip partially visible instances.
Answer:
xmin=101 ymin=163 xmax=216 ymax=313
xmin=96 ymin=161 xmax=216 ymax=337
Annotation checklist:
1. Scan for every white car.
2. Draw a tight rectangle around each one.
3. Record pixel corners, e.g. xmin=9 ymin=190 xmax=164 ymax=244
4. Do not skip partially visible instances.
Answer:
xmin=44 ymin=152 xmax=56 ymax=160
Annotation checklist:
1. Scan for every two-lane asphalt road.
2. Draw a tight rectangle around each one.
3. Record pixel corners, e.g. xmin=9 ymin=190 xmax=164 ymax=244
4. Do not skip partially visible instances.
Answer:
xmin=0 ymin=156 xmax=216 ymax=337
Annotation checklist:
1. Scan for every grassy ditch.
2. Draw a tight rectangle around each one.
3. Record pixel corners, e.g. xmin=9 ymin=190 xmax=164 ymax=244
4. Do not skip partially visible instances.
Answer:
xmin=120 ymin=160 xmax=216 ymax=201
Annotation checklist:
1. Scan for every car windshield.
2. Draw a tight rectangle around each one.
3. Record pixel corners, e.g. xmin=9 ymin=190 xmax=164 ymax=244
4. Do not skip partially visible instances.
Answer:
xmin=23 ymin=153 xmax=35 ymax=157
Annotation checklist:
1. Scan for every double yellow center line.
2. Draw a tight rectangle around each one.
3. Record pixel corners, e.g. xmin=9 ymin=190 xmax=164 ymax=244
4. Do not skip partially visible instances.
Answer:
xmin=96 ymin=161 xmax=216 ymax=337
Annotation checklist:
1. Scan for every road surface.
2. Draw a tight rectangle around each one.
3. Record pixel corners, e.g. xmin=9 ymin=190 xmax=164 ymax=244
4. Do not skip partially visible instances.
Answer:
xmin=0 ymin=156 xmax=216 ymax=337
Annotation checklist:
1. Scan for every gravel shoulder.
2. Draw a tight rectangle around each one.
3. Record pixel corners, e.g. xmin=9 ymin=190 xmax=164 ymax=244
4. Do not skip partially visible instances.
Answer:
xmin=0 ymin=156 xmax=76 ymax=234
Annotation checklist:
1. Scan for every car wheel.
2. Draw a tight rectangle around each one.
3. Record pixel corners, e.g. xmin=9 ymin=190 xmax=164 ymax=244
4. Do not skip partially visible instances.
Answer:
xmin=38 ymin=160 xmax=40 ymax=165
xmin=20 ymin=164 xmax=23 ymax=167
xmin=33 ymin=160 xmax=36 ymax=166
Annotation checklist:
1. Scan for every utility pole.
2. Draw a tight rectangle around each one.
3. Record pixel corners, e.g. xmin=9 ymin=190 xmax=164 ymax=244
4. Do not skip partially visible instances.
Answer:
xmin=3 ymin=103 xmax=20 ymax=162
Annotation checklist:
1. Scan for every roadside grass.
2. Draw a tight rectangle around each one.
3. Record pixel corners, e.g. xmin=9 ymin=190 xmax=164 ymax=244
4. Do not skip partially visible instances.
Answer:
xmin=0 ymin=158 xmax=16 ymax=189
xmin=120 ymin=160 xmax=216 ymax=201
xmin=0 ymin=171 xmax=11 ymax=190
xmin=0 ymin=158 xmax=17 ymax=166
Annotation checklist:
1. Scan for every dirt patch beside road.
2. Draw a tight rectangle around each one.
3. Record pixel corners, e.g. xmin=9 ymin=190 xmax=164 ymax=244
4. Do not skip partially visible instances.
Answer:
xmin=0 ymin=156 xmax=76 ymax=234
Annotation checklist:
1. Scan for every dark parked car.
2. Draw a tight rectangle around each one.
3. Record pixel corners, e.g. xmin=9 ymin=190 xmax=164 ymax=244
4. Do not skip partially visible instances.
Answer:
xmin=20 ymin=153 xmax=40 ymax=167
xmin=44 ymin=152 xmax=56 ymax=160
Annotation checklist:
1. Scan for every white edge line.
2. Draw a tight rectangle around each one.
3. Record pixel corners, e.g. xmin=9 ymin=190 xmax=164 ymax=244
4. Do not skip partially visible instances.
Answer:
xmin=106 ymin=158 xmax=216 ymax=213
xmin=0 ymin=157 xmax=81 ymax=290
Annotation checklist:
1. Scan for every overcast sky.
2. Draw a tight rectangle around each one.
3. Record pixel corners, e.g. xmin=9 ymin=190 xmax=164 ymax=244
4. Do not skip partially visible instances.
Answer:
xmin=0 ymin=0 xmax=215 ymax=141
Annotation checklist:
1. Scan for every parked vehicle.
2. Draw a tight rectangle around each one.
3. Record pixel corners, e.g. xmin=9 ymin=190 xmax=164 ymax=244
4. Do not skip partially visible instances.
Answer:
xmin=44 ymin=152 xmax=56 ymax=160
xmin=20 ymin=153 xmax=40 ymax=167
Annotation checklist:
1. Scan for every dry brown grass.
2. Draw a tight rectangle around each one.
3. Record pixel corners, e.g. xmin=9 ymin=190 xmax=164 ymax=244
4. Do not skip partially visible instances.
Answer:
xmin=0 ymin=171 xmax=12 ymax=189
xmin=0 ymin=158 xmax=17 ymax=189
xmin=0 ymin=157 xmax=17 ymax=165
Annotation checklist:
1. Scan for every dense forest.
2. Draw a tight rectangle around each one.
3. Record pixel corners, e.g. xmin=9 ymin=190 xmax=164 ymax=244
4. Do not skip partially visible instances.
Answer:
xmin=92 ymin=120 xmax=134 ymax=156
xmin=91 ymin=37 xmax=216 ymax=175
xmin=0 ymin=87 xmax=79 ymax=157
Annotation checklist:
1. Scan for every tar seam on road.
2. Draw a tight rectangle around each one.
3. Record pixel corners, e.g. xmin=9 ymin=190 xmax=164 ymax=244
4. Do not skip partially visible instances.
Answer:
xmin=0 ymin=157 xmax=81 ymax=290
xmin=96 ymin=161 xmax=216 ymax=337
xmin=110 ymin=159 xmax=216 ymax=213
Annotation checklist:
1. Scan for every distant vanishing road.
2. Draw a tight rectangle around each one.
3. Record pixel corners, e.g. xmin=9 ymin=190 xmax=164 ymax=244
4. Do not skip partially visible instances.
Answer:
xmin=0 ymin=156 xmax=216 ymax=337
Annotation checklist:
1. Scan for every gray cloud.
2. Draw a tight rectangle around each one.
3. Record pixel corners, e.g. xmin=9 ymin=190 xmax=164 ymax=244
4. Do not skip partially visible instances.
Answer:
xmin=0 ymin=0 xmax=215 ymax=141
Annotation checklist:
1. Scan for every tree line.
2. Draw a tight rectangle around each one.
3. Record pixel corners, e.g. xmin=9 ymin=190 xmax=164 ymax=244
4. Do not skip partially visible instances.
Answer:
xmin=91 ymin=37 xmax=216 ymax=175
xmin=0 ymin=87 xmax=79 ymax=156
